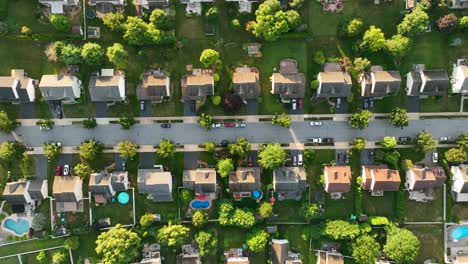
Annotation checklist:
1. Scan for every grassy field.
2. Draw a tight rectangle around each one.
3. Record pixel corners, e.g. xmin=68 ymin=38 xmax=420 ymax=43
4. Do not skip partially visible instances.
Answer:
xmin=405 ymin=225 xmax=444 ymax=263
xmin=405 ymin=188 xmax=444 ymax=222
xmin=362 ymin=191 xmax=396 ymax=218
xmin=91 ymin=190 xmax=134 ymax=226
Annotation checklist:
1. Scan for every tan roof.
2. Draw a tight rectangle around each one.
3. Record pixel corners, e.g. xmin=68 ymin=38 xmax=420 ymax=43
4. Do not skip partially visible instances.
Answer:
xmin=138 ymin=169 xmax=172 ymax=185
xmin=461 ymin=65 xmax=468 ymax=77
xmin=373 ymin=71 xmax=401 ymax=82
xmin=272 ymin=73 xmax=303 ymax=84
xmin=229 ymin=167 xmax=259 ymax=184
xmin=145 ymin=75 xmax=167 ymax=87
xmin=193 ymin=169 xmax=217 ymax=184
xmin=39 ymin=75 xmax=75 ymax=87
xmin=324 ymin=166 xmax=352 ymax=193
xmin=94 ymin=76 xmax=121 ymax=87
xmin=89 ymin=172 xmax=111 ymax=186
xmin=53 ymin=176 xmax=82 ymax=193
xmin=186 ymin=74 xmax=213 ymax=86
xmin=319 ymin=72 xmax=348 ymax=83
xmin=233 ymin=71 xmax=258 ymax=84
xmin=227 ymin=258 xmax=249 ymax=264
xmin=317 ymin=251 xmax=344 ymax=264
xmin=3 ymin=181 xmax=27 ymax=196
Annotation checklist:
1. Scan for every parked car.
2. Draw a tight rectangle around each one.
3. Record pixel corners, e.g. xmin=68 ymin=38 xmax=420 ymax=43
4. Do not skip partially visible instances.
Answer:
xmin=432 ymin=152 xmax=438 ymax=163
xmin=298 ymin=98 xmax=303 ymax=109
xmin=323 ymin=138 xmax=334 ymax=143
xmin=211 ymin=123 xmax=222 ymax=129
xmin=310 ymin=121 xmax=322 ymax=126
xmin=308 ymin=138 xmax=322 ymax=144
xmin=368 ymin=151 xmax=374 ymax=161
xmin=247 ymin=156 xmax=253 ymax=167
xmin=298 ymin=154 xmax=303 ymax=166
xmin=291 ymin=99 xmax=297 ymax=111
xmin=55 ymin=165 xmax=62 ymax=176
xmin=236 ymin=122 xmax=246 ymax=128
xmin=337 ymin=153 xmax=342 ymax=163
xmin=439 ymin=136 xmax=451 ymax=141
xmin=363 ymin=98 xmax=369 ymax=109
xmin=224 ymin=122 xmax=235 ymax=128
xmin=336 ymin=98 xmax=342 ymax=108
xmin=345 ymin=154 xmax=350 ymax=164
xmin=160 ymin=123 xmax=171 ymax=128
xmin=398 ymin=137 xmax=411 ymax=144
xmin=140 ymin=101 xmax=145 ymax=111
xmin=63 ymin=165 xmax=69 ymax=176
xmin=220 ymin=140 xmax=230 ymax=147
xmin=293 ymin=155 xmax=297 ymax=166
xmin=369 ymin=98 xmax=374 ymax=108
xmin=122 ymin=161 xmax=127 ymax=171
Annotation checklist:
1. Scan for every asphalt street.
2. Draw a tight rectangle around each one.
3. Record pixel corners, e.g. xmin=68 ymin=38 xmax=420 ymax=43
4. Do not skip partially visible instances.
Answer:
xmin=5 ymin=118 xmax=468 ymax=148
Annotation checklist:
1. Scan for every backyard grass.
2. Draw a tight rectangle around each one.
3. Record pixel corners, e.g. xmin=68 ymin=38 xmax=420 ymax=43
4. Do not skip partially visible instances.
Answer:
xmin=324 ymin=192 xmax=354 ymax=220
xmin=361 ymin=191 xmax=396 ymax=218
xmin=280 ymin=225 xmax=315 ymax=263
xmin=91 ymin=190 xmax=134 ymax=226
xmin=420 ymin=95 xmax=461 ymax=113
xmin=405 ymin=225 xmax=444 ymax=263
xmin=272 ymin=198 xmax=308 ymax=222
xmin=0 ymin=237 xmax=67 ymax=256
xmin=405 ymin=188 xmax=444 ymax=222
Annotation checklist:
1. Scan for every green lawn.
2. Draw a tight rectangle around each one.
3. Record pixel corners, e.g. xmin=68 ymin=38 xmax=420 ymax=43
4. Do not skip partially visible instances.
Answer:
xmin=273 ymin=198 xmax=307 ymax=222
xmin=420 ymin=95 xmax=461 ymax=113
xmin=362 ymin=191 xmax=396 ymax=218
xmin=405 ymin=225 xmax=444 ymax=263
xmin=0 ymin=238 xmax=66 ymax=256
xmin=281 ymin=225 xmax=315 ymax=263
xmin=405 ymin=188 xmax=444 ymax=222
xmin=91 ymin=190 xmax=134 ymax=226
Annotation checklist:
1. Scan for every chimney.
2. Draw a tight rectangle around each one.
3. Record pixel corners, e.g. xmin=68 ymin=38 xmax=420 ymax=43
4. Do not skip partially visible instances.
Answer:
xmin=205 ymin=172 xmax=210 ymax=179
xmin=334 ymin=171 xmax=338 ymax=180
xmin=242 ymin=172 xmax=247 ymax=181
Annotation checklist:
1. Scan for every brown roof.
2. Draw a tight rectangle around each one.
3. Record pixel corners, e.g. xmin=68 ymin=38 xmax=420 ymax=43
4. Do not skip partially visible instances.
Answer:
xmin=229 ymin=167 xmax=261 ymax=192
xmin=409 ymin=166 xmax=446 ymax=190
xmin=324 ymin=166 xmax=352 ymax=193
xmin=233 ymin=71 xmax=258 ymax=84
xmin=186 ymin=74 xmax=213 ymax=86
xmin=363 ymin=165 xmax=401 ymax=191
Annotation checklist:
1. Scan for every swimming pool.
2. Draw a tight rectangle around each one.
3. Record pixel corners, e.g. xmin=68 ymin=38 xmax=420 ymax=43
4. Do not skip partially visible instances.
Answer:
xmin=3 ymin=218 xmax=30 ymax=236
xmin=190 ymin=200 xmax=211 ymax=210
xmin=452 ymin=226 xmax=468 ymax=241
xmin=117 ymin=192 xmax=129 ymax=205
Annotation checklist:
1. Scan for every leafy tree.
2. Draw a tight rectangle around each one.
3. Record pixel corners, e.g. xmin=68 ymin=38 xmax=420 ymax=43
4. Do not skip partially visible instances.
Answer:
xmin=140 ymin=213 xmax=154 ymax=227
xmin=42 ymin=143 xmax=62 ymax=161
xmin=300 ymin=203 xmax=320 ymax=220
xmin=383 ymin=226 xmax=420 ymax=263
xmin=383 ymin=150 xmax=401 ymax=167
xmin=145 ymin=23 xmax=162 ymax=43
xmin=313 ymin=50 xmax=325 ymax=65
xmin=285 ymin=10 xmax=301 ymax=29
xmin=217 ymin=158 xmax=234 ymax=178
xmin=352 ymin=57 xmax=371 ymax=74
xmin=198 ymin=113 xmax=213 ymax=129
xmin=180 ymin=189 xmax=194 ymax=203
xmin=50 ymin=15 xmax=71 ymax=32
xmin=79 ymin=140 xmax=102 ymax=161
xmin=222 ymin=94 xmax=242 ymax=113
xmin=258 ymin=143 xmax=287 ymax=169
xmin=64 ymin=236 xmax=80 ymax=250
xmin=349 ymin=110 xmax=372 ymax=129
xmin=212 ymin=96 xmax=221 ymax=106
xmin=289 ymin=0 xmax=304 ymax=9
xmin=192 ymin=210 xmax=209 ymax=227
xmin=0 ymin=111 xmax=16 ymax=133
xmin=390 ymin=107 xmax=409 ymax=128
xmin=445 ymin=148 xmax=466 ymax=163
xmin=52 ymin=250 xmax=67 ymax=264
xmin=81 ymin=42 xmax=104 ymax=66
xmin=258 ymin=202 xmax=273 ymax=218
xmin=218 ymin=201 xmax=256 ymax=228
xmin=60 ymin=44 xmax=82 ymax=65
xmin=397 ymin=4 xmax=429 ymax=35
xmin=231 ymin=19 xmax=241 ymax=28
xmin=203 ymin=141 xmax=216 ymax=153
xmin=456 ymin=133 xmax=468 ymax=152
xmin=199 ymin=49 xmax=219 ymax=67
xmin=0 ymin=22 xmax=8 ymax=36
xmin=460 ymin=16 xmax=468 ymax=29
xmin=74 ymin=163 xmax=91 ymax=179
xmin=149 ymin=9 xmax=171 ymax=30
xmin=36 ymin=251 xmax=47 ymax=264
xmin=119 ymin=115 xmax=136 ymax=129
xmin=124 ymin=17 xmax=149 ymax=45
xmin=361 ymin=26 xmax=385 ymax=52
xmin=0 ymin=141 xmax=26 ymax=163
xmin=102 ymin=12 xmax=126 ymax=31
xmin=157 ymin=139 xmax=176 ymax=159
xmin=369 ymin=216 xmax=389 ymax=226
xmin=346 ymin=18 xmax=364 ymax=37
xmin=107 ymin=43 xmax=128 ymax=69
xmin=83 ymin=118 xmax=97 ymax=129
xmin=380 ymin=136 xmax=398 ymax=150
xmin=32 ymin=213 xmax=47 ymax=230
xmin=352 ymin=235 xmax=380 ymax=264
xmin=324 ymin=220 xmax=360 ymax=240
xmin=96 ymin=224 xmax=141 ymax=264
xmin=247 ymin=230 xmax=269 ymax=252
xmin=385 ymin=34 xmax=411 ymax=57
xmin=157 ymin=223 xmax=190 ymax=247
xmin=416 ymin=131 xmax=435 ymax=152
xmin=117 ymin=140 xmax=138 ymax=160
xmin=436 ymin=13 xmax=458 ymax=32
xmin=402 ymin=159 xmax=414 ymax=170
xmin=272 ymin=113 xmax=292 ymax=128
xmin=248 ymin=0 xmax=299 ymax=41
xmin=311 ymin=80 xmax=320 ymax=91
xmin=205 ymin=7 xmax=219 ymax=20
xmin=228 ymin=137 xmax=251 ymax=159
xmin=351 ymin=138 xmax=367 ymax=152
xmin=20 ymin=26 xmax=32 ymax=35
xmin=195 ymin=231 xmax=217 ymax=256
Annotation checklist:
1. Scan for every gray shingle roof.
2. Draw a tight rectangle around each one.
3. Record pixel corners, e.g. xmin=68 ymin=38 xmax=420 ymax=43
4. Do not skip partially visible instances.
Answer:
xmin=317 ymin=71 xmax=352 ymax=98
xmin=407 ymin=70 xmax=449 ymax=96
xmin=361 ymin=70 xmax=401 ymax=97
xmin=88 ymin=75 xmax=125 ymax=102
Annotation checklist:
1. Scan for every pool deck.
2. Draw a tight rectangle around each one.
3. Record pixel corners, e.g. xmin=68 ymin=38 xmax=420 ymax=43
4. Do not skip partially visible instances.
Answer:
xmin=1 ymin=214 xmax=33 ymax=237
xmin=446 ymin=223 xmax=468 ymax=262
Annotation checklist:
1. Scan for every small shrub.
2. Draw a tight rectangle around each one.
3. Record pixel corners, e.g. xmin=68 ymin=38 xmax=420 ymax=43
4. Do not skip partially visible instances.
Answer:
xmin=231 ymin=19 xmax=241 ymax=28
xmin=313 ymin=50 xmax=325 ymax=65
xmin=212 ymin=96 xmax=221 ymax=105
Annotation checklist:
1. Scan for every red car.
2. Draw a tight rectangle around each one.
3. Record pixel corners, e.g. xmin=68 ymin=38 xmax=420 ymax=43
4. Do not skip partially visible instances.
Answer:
xmin=298 ymin=98 xmax=303 ymax=109
xmin=55 ymin=165 xmax=62 ymax=176
xmin=247 ymin=156 xmax=253 ymax=167
xmin=224 ymin=122 xmax=235 ymax=128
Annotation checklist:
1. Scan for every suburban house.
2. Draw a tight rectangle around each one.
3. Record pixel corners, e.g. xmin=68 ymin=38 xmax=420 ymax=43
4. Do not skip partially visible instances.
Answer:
xmin=451 ymin=59 xmax=468 ymax=94
xmin=315 ymin=250 xmax=344 ymax=264
xmin=270 ymin=59 xmax=305 ymax=103
xmin=134 ymin=0 xmax=169 ymax=12
xmin=225 ymin=248 xmax=250 ymax=264
xmin=140 ymin=243 xmax=162 ymax=264
xmin=225 ymin=0 xmax=257 ymax=13
xmin=88 ymin=69 xmax=126 ymax=102
xmin=232 ymin=67 xmax=260 ymax=103
xmin=181 ymin=0 xmax=213 ymax=15
xmin=361 ymin=165 xmax=401 ymax=196
xmin=89 ymin=0 xmax=125 ymax=18
xmin=451 ymin=0 xmax=468 ymax=8
xmin=228 ymin=167 xmax=261 ymax=200
xmin=273 ymin=167 xmax=307 ymax=200
xmin=89 ymin=171 xmax=129 ymax=203
xmin=53 ymin=176 xmax=84 ymax=212
xmin=2 ymin=180 xmax=48 ymax=211
xmin=177 ymin=244 xmax=201 ymax=264
xmin=0 ymin=69 xmax=35 ymax=103
xmin=38 ymin=0 xmax=80 ymax=14
xmin=451 ymin=165 xmax=468 ymax=202
xmin=181 ymin=71 xmax=214 ymax=102
xmin=406 ymin=69 xmax=450 ymax=97
xmin=360 ymin=66 xmax=402 ymax=98
xmin=137 ymin=167 xmax=173 ymax=202
xmin=405 ymin=0 xmax=421 ymax=9
xmin=271 ymin=239 xmax=303 ymax=264
xmin=137 ymin=70 xmax=171 ymax=103
xmin=316 ymin=62 xmax=352 ymax=98
xmin=405 ymin=166 xmax=446 ymax=192
xmin=323 ymin=165 xmax=352 ymax=198
xmin=39 ymin=74 xmax=82 ymax=103
xmin=183 ymin=168 xmax=217 ymax=199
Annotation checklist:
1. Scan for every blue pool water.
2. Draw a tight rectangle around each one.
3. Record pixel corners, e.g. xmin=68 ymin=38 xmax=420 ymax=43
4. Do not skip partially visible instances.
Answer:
xmin=4 ymin=218 xmax=30 ymax=235
xmin=117 ymin=192 xmax=129 ymax=205
xmin=252 ymin=191 xmax=261 ymax=199
xmin=452 ymin=226 xmax=468 ymax=241
xmin=191 ymin=200 xmax=210 ymax=209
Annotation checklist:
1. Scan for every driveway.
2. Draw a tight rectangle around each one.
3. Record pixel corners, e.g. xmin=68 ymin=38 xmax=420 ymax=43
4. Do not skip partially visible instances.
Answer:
xmin=335 ymin=149 xmax=349 ymax=165
xmin=246 ymin=99 xmax=258 ymax=115
xmin=33 ymin=155 xmax=48 ymax=179
xmin=95 ymin=102 xmax=108 ymax=118
xmin=184 ymin=101 xmax=196 ymax=116
xmin=141 ymin=101 xmax=152 ymax=117
xmin=20 ymin=103 xmax=36 ymax=119
xmin=289 ymin=149 xmax=303 ymax=166
xmin=48 ymin=101 xmax=62 ymax=119
xmin=406 ymin=96 xmax=420 ymax=113
xmin=139 ymin=152 xmax=155 ymax=169
xmin=184 ymin=152 xmax=199 ymax=169
xmin=114 ymin=153 xmax=126 ymax=171
xmin=360 ymin=149 xmax=374 ymax=165
xmin=423 ymin=151 xmax=436 ymax=166
xmin=335 ymin=98 xmax=348 ymax=114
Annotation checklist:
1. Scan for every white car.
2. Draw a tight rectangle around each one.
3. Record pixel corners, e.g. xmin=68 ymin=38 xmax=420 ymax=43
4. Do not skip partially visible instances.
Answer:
xmin=235 ymin=122 xmax=246 ymax=128
xmin=140 ymin=101 xmax=145 ymax=111
xmin=310 ymin=121 xmax=322 ymax=126
xmin=292 ymin=99 xmax=297 ymax=110
xmin=432 ymin=152 xmax=438 ymax=163
xmin=293 ymin=156 xmax=297 ymax=166
xmin=308 ymin=138 xmax=322 ymax=144
xmin=63 ymin=165 xmax=70 ymax=176
xmin=211 ymin=123 xmax=222 ymax=129
xmin=439 ymin=136 xmax=451 ymax=141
